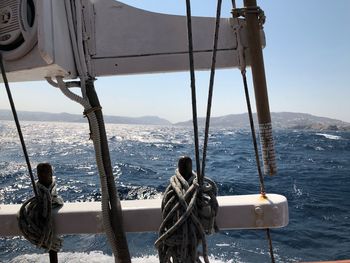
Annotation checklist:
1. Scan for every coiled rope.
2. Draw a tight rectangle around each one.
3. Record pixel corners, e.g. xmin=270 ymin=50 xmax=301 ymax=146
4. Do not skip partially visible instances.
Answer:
xmin=18 ymin=179 xmax=64 ymax=252
xmin=155 ymin=159 xmax=218 ymax=263
xmin=156 ymin=0 xmax=222 ymax=261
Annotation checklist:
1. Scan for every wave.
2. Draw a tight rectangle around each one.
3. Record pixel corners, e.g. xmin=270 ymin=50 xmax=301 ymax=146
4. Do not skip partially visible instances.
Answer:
xmin=316 ymin=133 xmax=342 ymax=140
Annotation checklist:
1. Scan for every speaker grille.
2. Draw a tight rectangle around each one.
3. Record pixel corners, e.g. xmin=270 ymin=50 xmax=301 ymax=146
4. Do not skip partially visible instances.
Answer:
xmin=0 ymin=0 xmax=22 ymax=49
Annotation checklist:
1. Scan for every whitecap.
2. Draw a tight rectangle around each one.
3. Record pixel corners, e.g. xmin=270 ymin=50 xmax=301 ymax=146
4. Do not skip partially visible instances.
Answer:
xmin=316 ymin=133 xmax=342 ymax=140
xmin=216 ymin=243 xmax=231 ymax=247
xmin=293 ymin=183 xmax=303 ymax=197
xmin=315 ymin=146 xmax=324 ymax=151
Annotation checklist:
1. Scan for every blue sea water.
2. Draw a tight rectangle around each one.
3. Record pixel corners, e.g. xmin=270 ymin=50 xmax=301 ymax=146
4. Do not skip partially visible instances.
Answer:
xmin=0 ymin=121 xmax=349 ymax=262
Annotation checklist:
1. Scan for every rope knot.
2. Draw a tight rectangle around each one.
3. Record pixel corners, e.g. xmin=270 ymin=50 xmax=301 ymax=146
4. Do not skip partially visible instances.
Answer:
xmin=156 ymin=157 xmax=218 ymax=263
xmin=198 ymin=177 xmax=219 ymax=235
xmin=18 ymin=178 xmax=64 ymax=252
xmin=83 ymin=106 xmax=102 ymax=117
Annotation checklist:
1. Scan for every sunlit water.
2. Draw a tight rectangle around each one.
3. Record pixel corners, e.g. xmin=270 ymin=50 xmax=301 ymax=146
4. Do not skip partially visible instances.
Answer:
xmin=1 ymin=121 xmax=350 ymax=262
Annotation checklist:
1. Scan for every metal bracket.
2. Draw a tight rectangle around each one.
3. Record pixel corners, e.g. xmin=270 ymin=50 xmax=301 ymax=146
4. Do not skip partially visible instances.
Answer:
xmin=230 ymin=16 xmax=247 ymax=72
xmin=232 ymin=6 xmax=266 ymax=28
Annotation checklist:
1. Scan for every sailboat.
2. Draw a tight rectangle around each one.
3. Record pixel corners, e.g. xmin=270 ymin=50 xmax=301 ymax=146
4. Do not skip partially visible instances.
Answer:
xmin=0 ymin=0 xmax=342 ymax=262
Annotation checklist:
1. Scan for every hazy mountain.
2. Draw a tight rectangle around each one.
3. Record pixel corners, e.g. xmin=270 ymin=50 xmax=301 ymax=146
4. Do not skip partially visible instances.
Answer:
xmin=1 ymin=110 xmax=349 ymax=130
xmin=175 ymin=112 xmax=350 ymax=131
xmin=0 ymin=110 xmax=171 ymax=126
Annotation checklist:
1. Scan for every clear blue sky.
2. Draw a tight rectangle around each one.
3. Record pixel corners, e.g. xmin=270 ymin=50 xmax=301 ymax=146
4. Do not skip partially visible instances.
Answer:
xmin=1 ymin=0 xmax=349 ymax=123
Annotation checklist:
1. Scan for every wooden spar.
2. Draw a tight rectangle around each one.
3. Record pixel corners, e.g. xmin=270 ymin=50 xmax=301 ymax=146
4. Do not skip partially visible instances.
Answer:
xmin=243 ymin=0 xmax=277 ymax=175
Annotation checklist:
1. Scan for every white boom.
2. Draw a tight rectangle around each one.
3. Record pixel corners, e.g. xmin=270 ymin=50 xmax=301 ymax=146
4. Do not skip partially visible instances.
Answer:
xmin=0 ymin=0 xmax=261 ymax=82
xmin=0 ymin=194 xmax=288 ymax=236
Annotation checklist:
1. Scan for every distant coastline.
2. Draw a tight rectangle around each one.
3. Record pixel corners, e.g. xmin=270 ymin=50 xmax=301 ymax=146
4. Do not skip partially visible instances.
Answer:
xmin=0 ymin=110 xmax=349 ymax=131
xmin=0 ymin=110 xmax=171 ymax=126
xmin=175 ymin=112 xmax=350 ymax=131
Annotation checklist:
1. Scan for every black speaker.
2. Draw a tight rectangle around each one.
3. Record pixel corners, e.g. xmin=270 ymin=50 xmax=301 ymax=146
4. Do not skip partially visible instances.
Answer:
xmin=0 ymin=0 xmax=37 ymax=60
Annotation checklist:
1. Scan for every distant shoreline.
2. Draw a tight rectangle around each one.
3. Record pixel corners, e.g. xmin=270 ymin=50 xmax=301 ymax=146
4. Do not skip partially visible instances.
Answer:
xmin=0 ymin=110 xmax=349 ymax=131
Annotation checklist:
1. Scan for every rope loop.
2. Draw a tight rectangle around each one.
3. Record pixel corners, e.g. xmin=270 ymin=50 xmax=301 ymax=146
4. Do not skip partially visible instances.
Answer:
xmin=156 ymin=168 xmax=218 ymax=263
xmin=18 ymin=179 xmax=64 ymax=252
xmin=197 ymin=176 xmax=219 ymax=235
xmin=83 ymin=106 xmax=103 ymax=117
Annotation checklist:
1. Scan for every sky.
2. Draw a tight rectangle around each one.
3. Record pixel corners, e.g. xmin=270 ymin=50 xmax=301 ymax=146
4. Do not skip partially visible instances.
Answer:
xmin=1 ymin=0 xmax=350 ymax=123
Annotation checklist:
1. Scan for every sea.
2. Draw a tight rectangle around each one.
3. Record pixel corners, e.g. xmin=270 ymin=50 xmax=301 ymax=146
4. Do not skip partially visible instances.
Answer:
xmin=0 ymin=121 xmax=349 ymax=263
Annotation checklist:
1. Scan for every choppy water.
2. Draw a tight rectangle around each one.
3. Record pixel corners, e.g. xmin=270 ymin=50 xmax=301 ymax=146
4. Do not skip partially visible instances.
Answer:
xmin=0 ymin=121 xmax=349 ymax=262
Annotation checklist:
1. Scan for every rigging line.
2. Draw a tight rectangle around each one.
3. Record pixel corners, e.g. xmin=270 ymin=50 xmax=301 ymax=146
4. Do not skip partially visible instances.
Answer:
xmin=241 ymin=69 xmax=266 ymax=195
xmin=185 ymin=0 xmax=201 ymax=184
xmin=242 ymin=66 xmax=276 ymax=263
xmin=231 ymin=0 xmax=236 ymax=8
xmin=0 ymin=54 xmax=38 ymax=198
xmin=239 ymin=42 xmax=276 ymax=263
xmin=266 ymin=228 xmax=276 ymax=263
xmin=92 ymin=48 xmax=235 ymax=60
xmin=201 ymin=0 xmax=222 ymax=179
xmin=234 ymin=1 xmax=275 ymax=261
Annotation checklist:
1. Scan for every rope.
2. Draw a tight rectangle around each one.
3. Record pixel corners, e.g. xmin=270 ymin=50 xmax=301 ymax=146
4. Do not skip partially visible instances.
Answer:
xmin=241 ymin=70 xmax=266 ymax=195
xmin=18 ymin=179 xmax=64 ymax=252
xmin=155 ymin=169 xmax=218 ymax=263
xmin=231 ymin=0 xmax=236 ymax=8
xmin=266 ymin=228 xmax=276 ymax=263
xmin=185 ymin=0 xmax=201 ymax=183
xmin=61 ymin=1 xmax=132 ymax=261
xmin=241 ymin=44 xmax=276 ymax=263
xmin=232 ymin=2 xmax=276 ymax=261
xmin=201 ymin=0 xmax=222 ymax=179
xmin=53 ymin=77 xmax=131 ymax=262
xmin=155 ymin=2 xmax=221 ymax=262
xmin=1 ymin=55 xmax=60 ymax=262
xmin=0 ymin=54 xmax=38 ymax=197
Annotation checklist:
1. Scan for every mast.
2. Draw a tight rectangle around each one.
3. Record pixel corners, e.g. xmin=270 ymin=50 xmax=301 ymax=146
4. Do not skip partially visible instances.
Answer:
xmin=243 ymin=0 xmax=277 ymax=176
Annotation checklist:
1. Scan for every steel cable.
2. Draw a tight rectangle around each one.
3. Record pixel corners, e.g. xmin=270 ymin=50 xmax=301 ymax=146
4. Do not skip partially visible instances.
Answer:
xmin=201 ymin=0 xmax=223 ymax=179
xmin=0 ymin=54 xmax=38 ymax=198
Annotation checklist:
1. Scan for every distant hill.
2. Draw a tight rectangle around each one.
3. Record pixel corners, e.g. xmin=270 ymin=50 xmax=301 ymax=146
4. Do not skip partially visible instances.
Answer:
xmin=1 ymin=110 xmax=349 ymax=130
xmin=175 ymin=112 xmax=350 ymax=131
xmin=0 ymin=110 xmax=171 ymax=126
xmin=270 ymin=112 xmax=350 ymax=131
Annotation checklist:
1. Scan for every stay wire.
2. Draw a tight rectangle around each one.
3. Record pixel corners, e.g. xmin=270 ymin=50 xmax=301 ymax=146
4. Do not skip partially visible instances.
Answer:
xmin=231 ymin=0 xmax=236 ymax=8
xmin=242 ymin=66 xmax=276 ymax=263
xmin=185 ymin=0 xmax=201 ymax=184
xmin=241 ymin=70 xmax=266 ymax=195
xmin=0 ymin=54 xmax=38 ymax=198
xmin=236 ymin=8 xmax=275 ymax=261
xmin=201 ymin=0 xmax=222 ymax=179
xmin=266 ymin=228 xmax=276 ymax=263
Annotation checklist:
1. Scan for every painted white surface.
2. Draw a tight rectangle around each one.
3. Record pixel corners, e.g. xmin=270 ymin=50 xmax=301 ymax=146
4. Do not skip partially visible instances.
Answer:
xmin=2 ymin=0 xmax=76 ymax=82
xmin=90 ymin=0 xmax=249 ymax=76
xmin=1 ymin=0 xmax=263 ymax=82
xmin=0 ymin=194 xmax=288 ymax=236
